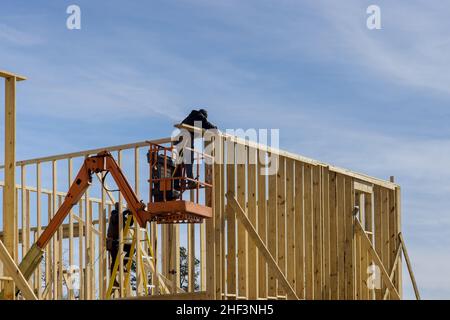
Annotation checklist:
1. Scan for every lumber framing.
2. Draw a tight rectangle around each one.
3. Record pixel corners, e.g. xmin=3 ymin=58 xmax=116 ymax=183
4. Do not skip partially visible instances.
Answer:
xmin=0 ymin=127 xmax=414 ymax=300
xmin=1 ymin=71 xmax=26 ymax=299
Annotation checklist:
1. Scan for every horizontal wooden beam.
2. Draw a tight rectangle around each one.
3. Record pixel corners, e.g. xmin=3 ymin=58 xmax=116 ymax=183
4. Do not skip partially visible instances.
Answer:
xmin=354 ymin=181 xmax=373 ymax=194
xmin=0 ymin=70 xmax=26 ymax=81
xmin=0 ymin=182 xmax=113 ymax=208
xmin=0 ymin=137 xmax=171 ymax=169
xmin=0 ymin=220 xmax=101 ymax=242
xmin=1 ymin=124 xmax=397 ymax=190
xmin=222 ymin=293 xmax=288 ymax=300
xmin=177 ymin=123 xmax=397 ymax=190
xmin=121 ymin=291 xmax=208 ymax=300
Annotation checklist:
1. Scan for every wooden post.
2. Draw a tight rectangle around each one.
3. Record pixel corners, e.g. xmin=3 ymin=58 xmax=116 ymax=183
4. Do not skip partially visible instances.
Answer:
xmin=226 ymin=138 xmax=236 ymax=299
xmin=236 ymin=143 xmax=248 ymax=298
xmin=68 ymin=159 xmax=74 ymax=300
xmin=214 ymin=137 xmax=224 ymax=299
xmin=205 ymin=138 xmax=215 ymax=299
xmin=258 ymin=151 xmax=268 ymax=299
xmin=1 ymin=70 xmax=26 ymax=299
xmin=187 ymin=206 xmax=195 ymax=292
xmin=295 ymin=161 xmax=305 ymax=299
xmin=134 ymin=147 xmax=143 ymax=296
xmin=329 ymin=171 xmax=338 ymax=299
xmin=247 ymin=147 xmax=257 ymax=299
xmin=304 ymin=164 xmax=313 ymax=299
xmin=277 ymin=157 xmax=286 ymax=297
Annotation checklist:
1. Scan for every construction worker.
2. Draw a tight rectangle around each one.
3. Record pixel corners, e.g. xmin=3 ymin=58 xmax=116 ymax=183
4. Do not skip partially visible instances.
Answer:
xmin=174 ymin=109 xmax=217 ymax=188
xmin=106 ymin=202 xmax=134 ymax=275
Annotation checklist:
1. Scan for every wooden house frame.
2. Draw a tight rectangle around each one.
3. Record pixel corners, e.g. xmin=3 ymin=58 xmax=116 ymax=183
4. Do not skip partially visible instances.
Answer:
xmin=0 ymin=70 xmax=419 ymax=300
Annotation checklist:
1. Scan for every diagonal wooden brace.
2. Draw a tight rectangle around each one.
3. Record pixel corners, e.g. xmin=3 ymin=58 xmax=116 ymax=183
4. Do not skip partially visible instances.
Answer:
xmin=0 ymin=239 xmax=37 ymax=300
xmin=382 ymin=242 xmax=402 ymax=300
xmin=226 ymin=192 xmax=299 ymax=300
xmin=355 ymin=218 xmax=400 ymax=300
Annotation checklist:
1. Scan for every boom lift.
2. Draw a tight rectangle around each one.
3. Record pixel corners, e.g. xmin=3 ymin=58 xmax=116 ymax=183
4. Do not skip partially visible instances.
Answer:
xmin=146 ymin=141 xmax=213 ymax=223
xmin=17 ymin=145 xmax=212 ymax=291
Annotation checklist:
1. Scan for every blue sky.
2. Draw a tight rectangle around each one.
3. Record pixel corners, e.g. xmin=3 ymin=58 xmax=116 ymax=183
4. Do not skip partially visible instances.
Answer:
xmin=1 ymin=0 xmax=449 ymax=299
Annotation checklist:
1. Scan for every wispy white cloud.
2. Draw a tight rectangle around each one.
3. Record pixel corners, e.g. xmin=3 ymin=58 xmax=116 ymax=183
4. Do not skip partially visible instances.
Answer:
xmin=312 ymin=0 xmax=450 ymax=96
xmin=0 ymin=23 xmax=44 ymax=46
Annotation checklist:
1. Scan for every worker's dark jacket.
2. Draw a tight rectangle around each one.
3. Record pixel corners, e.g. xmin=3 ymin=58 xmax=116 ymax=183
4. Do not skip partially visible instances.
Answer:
xmin=177 ymin=110 xmax=217 ymax=149
xmin=174 ymin=110 xmax=217 ymax=181
xmin=106 ymin=209 xmax=133 ymax=251
xmin=180 ymin=110 xmax=217 ymax=130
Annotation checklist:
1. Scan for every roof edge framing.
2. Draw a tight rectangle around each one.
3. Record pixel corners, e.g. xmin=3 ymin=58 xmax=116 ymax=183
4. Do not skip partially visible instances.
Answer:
xmin=0 ymin=128 xmax=398 ymax=191
xmin=177 ymin=124 xmax=399 ymax=190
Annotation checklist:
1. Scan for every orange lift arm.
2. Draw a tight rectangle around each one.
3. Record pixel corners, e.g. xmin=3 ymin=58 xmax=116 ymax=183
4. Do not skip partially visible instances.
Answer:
xmin=18 ymin=151 xmax=151 ymax=283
